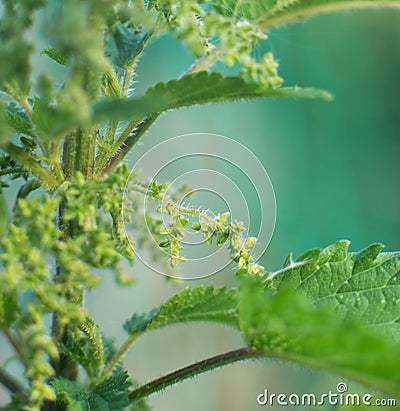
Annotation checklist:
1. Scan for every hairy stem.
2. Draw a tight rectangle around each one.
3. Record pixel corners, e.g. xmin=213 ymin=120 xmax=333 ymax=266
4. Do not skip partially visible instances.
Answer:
xmin=0 ymin=167 xmax=24 ymax=177
xmin=100 ymin=334 xmax=138 ymax=382
xmin=3 ymin=142 xmax=60 ymax=190
xmin=182 ymin=44 xmax=223 ymax=77
xmin=122 ymin=65 xmax=135 ymax=97
xmin=61 ymin=133 xmax=76 ymax=180
xmin=3 ymin=330 xmax=28 ymax=369
xmin=101 ymin=114 xmax=157 ymax=175
xmin=128 ymin=347 xmax=261 ymax=402
xmin=75 ymin=127 xmax=97 ymax=179
xmin=0 ymin=367 xmax=24 ymax=394
xmin=260 ymin=0 xmax=400 ymax=30
xmin=127 ymin=182 xmax=216 ymax=226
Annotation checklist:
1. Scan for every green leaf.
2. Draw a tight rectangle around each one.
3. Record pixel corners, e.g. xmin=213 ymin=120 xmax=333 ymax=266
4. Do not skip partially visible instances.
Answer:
xmin=239 ymin=275 xmax=400 ymax=396
xmin=92 ymin=71 xmax=332 ymax=124
xmin=266 ymin=241 xmax=400 ymax=338
xmin=94 ymin=371 xmax=131 ymax=409
xmin=52 ymin=378 xmax=83 ymax=402
xmin=31 ymin=97 xmax=81 ymax=139
xmin=0 ymin=291 xmax=20 ymax=327
xmin=52 ymin=371 xmax=131 ymax=411
xmin=124 ymin=286 xmax=239 ymax=335
xmin=6 ymin=101 xmax=33 ymax=135
xmin=41 ymin=47 xmax=70 ymax=66
xmin=106 ymin=22 xmax=150 ymax=69
xmin=61 ymin=318 xmax=105 ymax=378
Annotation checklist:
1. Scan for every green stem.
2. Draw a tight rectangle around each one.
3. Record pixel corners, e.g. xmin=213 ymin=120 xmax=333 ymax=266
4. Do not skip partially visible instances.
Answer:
xmin=122 ymin=64 xmax=135 ymax=97
xmin=101 ymin=114 xmax=157 ymax=175
xmin=2 ymin=142 xmax=59 ymax=190
xmin=259 ymin=0 xmax=400 ymax=30
xmin=13 ymin=179 xmax=41 ymax=211
xmin=75 ymin=127 xmax=97 ymax=179
xmin=127 ymin=182 xmax=216 ymax=225
xmin=182 ymin=44 xmax=223 ymax=77
xmin=100 ymin=334 xmax=139 ymax=382
xmin=61 ymin=133 xmax=76 ymax=180
xmin=0 ymin=167 xmax=24 ymax=177
xmin=128 ymin=347 xmax=260 ymax=402
xmin=3 ymin=330 xmax=28 ymax=369
xmin=95 ymin=120 xmax=123 ymax=173
xmin=128 ymin=345 xmax=400 ymax=403
xmin=0 ymin=367 xmax=25 ymax=393
xmin=48 ymin=142 xmax=64 ymax=183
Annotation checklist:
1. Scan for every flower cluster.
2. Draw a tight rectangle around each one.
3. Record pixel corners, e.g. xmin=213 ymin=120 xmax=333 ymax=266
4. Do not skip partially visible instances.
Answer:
xmin=126 ymin=174 xmax=265 ymax=275
xmin=147 ymin=0 xmax=283 ymax=87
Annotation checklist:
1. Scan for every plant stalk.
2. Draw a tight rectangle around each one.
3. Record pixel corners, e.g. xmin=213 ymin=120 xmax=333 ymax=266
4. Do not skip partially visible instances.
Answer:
xmin=128 ymin=347 xmax=261 ymax=402
xmin=3 ymin=142 xmax=60 ymax=190
xmin=100 ymin=334 xmax=139 ymax=382
xmin=0 ymin=367 xmax=24 ymax=394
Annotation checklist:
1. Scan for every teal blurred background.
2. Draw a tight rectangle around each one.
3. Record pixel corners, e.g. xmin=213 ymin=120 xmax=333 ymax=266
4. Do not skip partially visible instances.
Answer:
xmin=1 ymin=8 xmax=399 ymax=411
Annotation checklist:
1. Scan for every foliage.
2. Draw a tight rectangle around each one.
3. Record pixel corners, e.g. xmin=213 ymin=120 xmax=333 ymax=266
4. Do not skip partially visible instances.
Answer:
xmin=0 ymin=1 xmax=399 ymax=410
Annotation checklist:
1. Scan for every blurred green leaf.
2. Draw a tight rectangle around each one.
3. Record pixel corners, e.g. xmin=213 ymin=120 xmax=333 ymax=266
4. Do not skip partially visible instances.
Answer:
xmin=31 ymin=97 xmax=80 ymax=139
xmin=0 ymin=291 xmax=20 ymax=327
xmin=41 ymin=47 xmax=70 ymax=66
xmin=61 ymin=318 xmax=105 ymax=378
xmin=92 ymin=71 xmax=332 ymax=124
xmin=123 ymin=286 xmax=239 ymax=335
xmin=106 ymin=22 xmax=150 ymax=69
xmin=239 ymin=275 xmax=400 ymax=396
xmin=6 ymin=101 xmax=33 ymax=135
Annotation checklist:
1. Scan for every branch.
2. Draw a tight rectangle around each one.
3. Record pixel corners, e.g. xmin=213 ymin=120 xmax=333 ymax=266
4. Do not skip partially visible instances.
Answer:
xmin=101 ymin=114 xmax=157 ymax=175
xmin=182 ymin=44 xmax=223 ymax=77
xmin=128 ymin=347 xmax=261 ymax=403
xmin=260 ymin=0 xmax=400 ymax=30
xmin=2 ymin=142 xmax=60 ymax=190
xmin=0 ymin=367 xmax=24 ymax=394
xmin=99 ymin=334 xmax=138 ymax=382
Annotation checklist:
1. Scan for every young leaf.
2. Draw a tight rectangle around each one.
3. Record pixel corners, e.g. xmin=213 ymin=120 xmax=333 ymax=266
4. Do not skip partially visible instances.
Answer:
xmin=93 ymin=370 xmax=131 ymax=409
xmin=239 ymin=276 xmax=400 ymax=396
xmin=106 ymin=22 xmax=150 ymax=69
xmin=52 ymin=371 xmax=131 ymax=411
xmin=92 ymin=71 xmax=332 ymax=124
xmin=124 ymin=286 xmax=239 ymax=335
xmin=0 ymin=291 xmax=20 ymax=327
xmin=41 ymin=47 xmax=70 ymax=66
xmin=266 ymin=241 xmax=400 ymax=339
xmin=6 ymin=101 xmax=33 ymax=135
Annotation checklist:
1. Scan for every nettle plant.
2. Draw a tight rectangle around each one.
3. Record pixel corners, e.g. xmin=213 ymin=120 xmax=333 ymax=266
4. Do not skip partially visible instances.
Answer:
xmin=0 ymin=1 xmax=400 ymax=410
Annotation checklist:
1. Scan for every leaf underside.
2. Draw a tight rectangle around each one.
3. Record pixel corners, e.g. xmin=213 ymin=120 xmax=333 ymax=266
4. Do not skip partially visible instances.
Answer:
xmin=92 ymin=71 xmax=332 ymax=124
xmin=123 ymin=286 xmax=239 ymax=335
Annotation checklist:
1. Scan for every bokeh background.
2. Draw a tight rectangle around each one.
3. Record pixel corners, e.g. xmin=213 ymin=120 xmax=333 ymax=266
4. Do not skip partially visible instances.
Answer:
xmin=1 ymin=8 xmax=400 ymax=411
